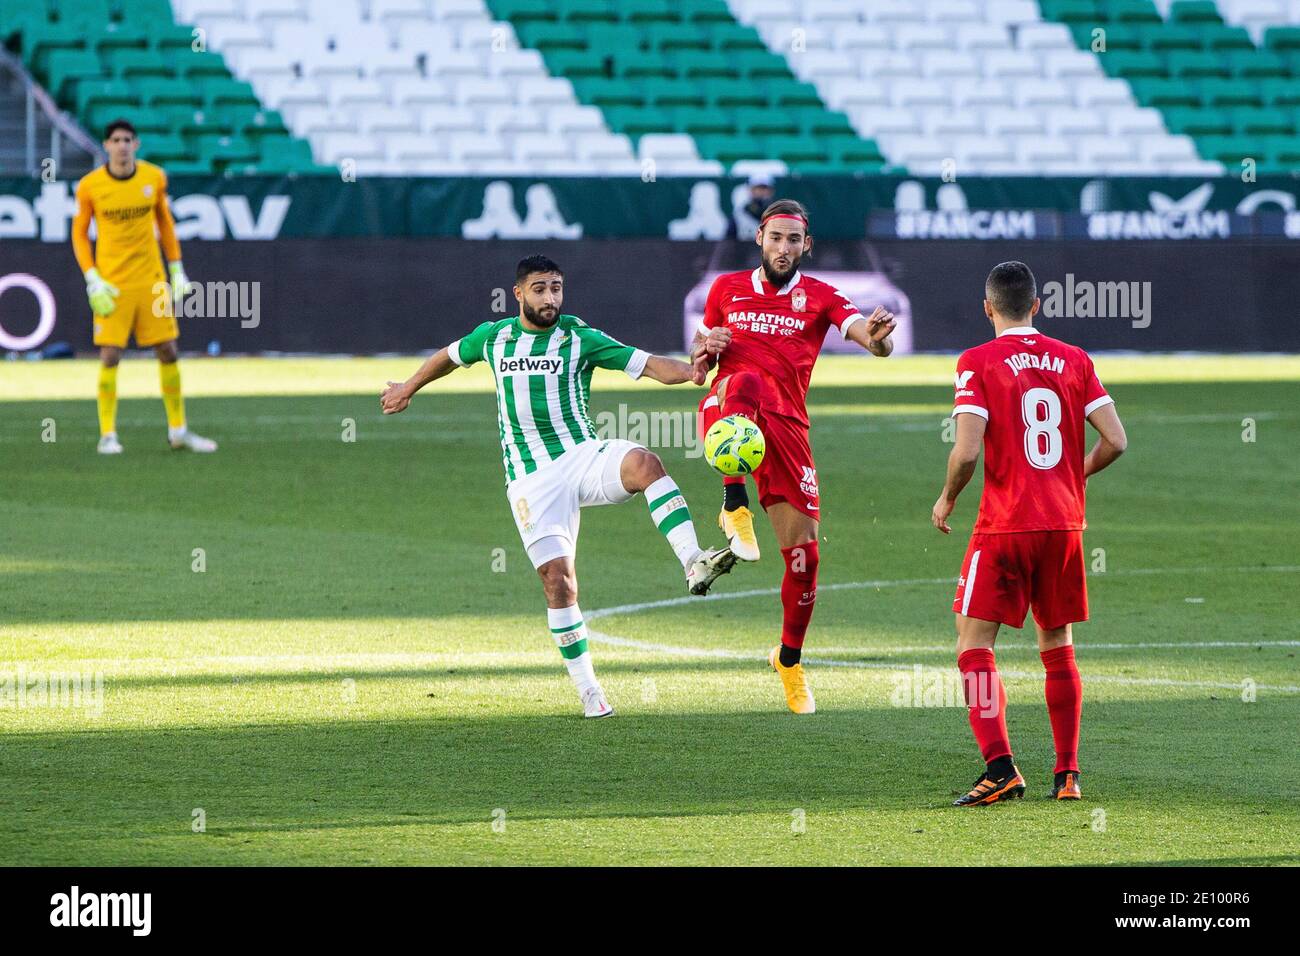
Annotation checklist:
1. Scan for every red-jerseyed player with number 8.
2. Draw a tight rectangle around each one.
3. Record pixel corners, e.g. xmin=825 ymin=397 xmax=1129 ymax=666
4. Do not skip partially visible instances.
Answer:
xmin=932 ymin=261 xmax=1129 ymax=807
xmin=691 ymin=199 xmax=898 ymax=715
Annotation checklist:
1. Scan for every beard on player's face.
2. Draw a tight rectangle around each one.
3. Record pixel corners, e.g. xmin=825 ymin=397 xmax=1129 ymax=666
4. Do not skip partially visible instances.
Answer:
xmin=521 ymin=297 xmax=560 ymax=328
xmin=762 ymin=246 xmax=802 ymax=287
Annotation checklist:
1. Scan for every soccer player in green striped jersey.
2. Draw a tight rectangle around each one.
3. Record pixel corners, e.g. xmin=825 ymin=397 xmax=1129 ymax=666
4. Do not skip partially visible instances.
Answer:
xmin=381 ymin=255 xmax=736 ymax=718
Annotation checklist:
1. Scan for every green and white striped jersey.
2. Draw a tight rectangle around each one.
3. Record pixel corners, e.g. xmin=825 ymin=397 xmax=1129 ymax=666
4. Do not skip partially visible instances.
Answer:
xmin=448 ymin=314 xmax=650 ymax=482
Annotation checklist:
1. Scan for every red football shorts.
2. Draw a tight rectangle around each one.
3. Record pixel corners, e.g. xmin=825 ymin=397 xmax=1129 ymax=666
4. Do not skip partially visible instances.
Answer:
xmin=952 ymin=530 xmax=1088 ymax=630
xmin=699 ymin=380 xmax=820 ymax=519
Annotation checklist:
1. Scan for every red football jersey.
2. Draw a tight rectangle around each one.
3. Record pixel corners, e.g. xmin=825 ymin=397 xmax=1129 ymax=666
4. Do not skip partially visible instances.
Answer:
xmin=952 ymin=327 xmax=1113 ymax=533
xmin=701 ymin=268 xmax=864 ymax=426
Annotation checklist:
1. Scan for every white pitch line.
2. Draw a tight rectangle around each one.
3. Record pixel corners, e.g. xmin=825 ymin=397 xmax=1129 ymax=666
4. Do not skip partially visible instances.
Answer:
xmin=587 ymin=565 xmax=1300 ymax=620
xmin=585 ymin=565 xmax=1300 ymax=694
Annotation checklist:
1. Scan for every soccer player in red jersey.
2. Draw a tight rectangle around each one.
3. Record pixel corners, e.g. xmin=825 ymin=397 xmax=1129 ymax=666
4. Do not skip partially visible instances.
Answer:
xmin=931 ymin=261 xmax=1128 ymax=805
xmin=692 ymin=199 xmax=898 ymax=713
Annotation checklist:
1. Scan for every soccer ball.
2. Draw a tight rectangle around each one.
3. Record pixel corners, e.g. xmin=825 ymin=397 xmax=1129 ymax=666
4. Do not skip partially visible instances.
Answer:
xmin=704 ymin=415 xmax=765 ymax=477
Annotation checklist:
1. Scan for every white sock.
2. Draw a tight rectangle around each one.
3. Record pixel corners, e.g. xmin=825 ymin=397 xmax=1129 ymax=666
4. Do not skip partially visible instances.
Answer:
xmin=645 ymin=475 xmax=702 ymax=569
xmin=548 ymin=605 xmax=597 ymax=695
xmin=168 ymin=424 xmax=188 ymax=441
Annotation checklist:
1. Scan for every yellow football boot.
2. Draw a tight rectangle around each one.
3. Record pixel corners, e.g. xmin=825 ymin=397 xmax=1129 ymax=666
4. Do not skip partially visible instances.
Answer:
xmin=719 ymin=506 xmax=761 ymax=562
xmin=769 ymin=646 xmax=815 ymax=714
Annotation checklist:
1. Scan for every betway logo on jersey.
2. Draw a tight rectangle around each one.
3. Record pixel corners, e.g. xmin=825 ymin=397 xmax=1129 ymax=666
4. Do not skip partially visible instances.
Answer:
xmin=1004 ymin=352 xmax=1066 ymax=377
xmin=727 ymin=312 xmax=807 ymax=336
xmin=498 ymin=355 xmax=563 ymax=376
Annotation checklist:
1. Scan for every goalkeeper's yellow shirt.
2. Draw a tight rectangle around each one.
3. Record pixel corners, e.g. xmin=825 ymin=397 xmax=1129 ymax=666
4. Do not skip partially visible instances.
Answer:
xmin=72 ymin=160 xmax=181 ymax=289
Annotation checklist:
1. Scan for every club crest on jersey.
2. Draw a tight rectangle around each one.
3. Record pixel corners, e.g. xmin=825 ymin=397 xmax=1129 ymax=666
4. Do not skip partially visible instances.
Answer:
xmin=791 ymin=289 xmax=806 ymax=312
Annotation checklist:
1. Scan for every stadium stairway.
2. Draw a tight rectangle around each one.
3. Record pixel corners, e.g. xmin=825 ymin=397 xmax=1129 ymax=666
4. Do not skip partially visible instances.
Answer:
xmin=1039 ymin=0 xmax=1300 ymax=174
xmin=0 ymin=0 xmax=322 ymax=174
xmin=485 ymin=0 xmax=892 ymax=175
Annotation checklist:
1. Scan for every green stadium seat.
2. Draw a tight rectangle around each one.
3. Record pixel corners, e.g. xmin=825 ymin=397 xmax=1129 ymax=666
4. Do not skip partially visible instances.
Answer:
xmin=622 ymin=0 xmax=678 ymax=24
xmin=694 ymin=133 xmax=764 ymax=166
xmin=23 ymin=22 xmax=86 ymax=75
xmin=602 ymin=105 xmax=673 ymax=136
xmin=671 ymin=106 xmax=735 ymax=136
xmin=613 ymin=49 xmax=674 ymax=78
xmin=1168 ymin=0 xmax=1222 ymax=23
xmin=162 ymin=105 xmax=232 ymax=137
xmin=1195 ymin=134 xmax=1264 ymax=165
xmin=584 ymin=23 xmax=643 ymax=52
xmin=258 ymin=137 xmax=316 ymax=168
xmin=1128 ymin=77 xmax=1200 ymax=107
xmin=573 ymin=77 xmax=644 ymax=107
xmin=802 ymin=111 xmax=857 ymax=138
xmin=1138 ymin=25 xmax=1202 ymax=51
xmin=490 ymin=0 xmax=556 ymax=24
xmin=707 ymin=22 xmax=767 ymax=52
xmin=560 ymin=0 xmax=619 ymax=25
xmin=201 ymin=78 xmax=260 ymax=108
xmin=640 ymin=77 xmax=707 ymax=107
xmin=175 ymin=51 xmax=232 ymax=80
xmin=1163 ymin=106 xmax=1233 ymax=136
xmin=87 ymin=103 xmax=168 ymax=135
xmin=117 ymin=0 xmax=175 ymax=27
xmin=1233 ymin=107 xmax=1295 ymax=136
xmin=1109 ymin=0 xmax=1162 ymax=23
xmin=710 ymin=78 xmax=767 ymax=108
xmin=163 ymin=159 xmax=218 ymax=175
xmin=197 ymin=134 xmax=258 ymax=168
xmin=1041 ymin=1 xmax=1100 ymax=26
xmin=54 ymin=0 xmax=115 ymax=24
xmin=1260 ymin=79 xmax=1300 ymax=107
xmin=644 ymin=23 xmax=709 ymax=52
xmin=734 ymin=49 xmax=791 ymax=79
xmin=1199 ymin=78 xmax=1261 ymax=108
xmin=766 ymin=79 xmax=823 ymax=108
xmin=763 ymin=136 xmax=826 ymax=166
xmin=1262 ymin=27 xmax=1300 ymax=52
xmin=546 ymin=49 xmax=610 ymax=78
xmin=89 ymin=24 xmax=150 ymax=57
xmin=1099 ymin=50 xmax=1166 ymax=78
xmin=518 ymin=22 xmax=586 ymax=51
xmin=831 ymin=139 xmax=886 ymax=165
xmin=1166 ymin=50 xmax=1230 ymax=78
xmin=218 ymin=105 xmax=289 ymax=139
xmin=1225 ymin=50 xmax=1290 ymax=78
xmin=1201 ymin=25 xmax=1255 ymax=52
xmin=136 ymin=132 xmax=193 ymax=163
xmin=44 ymin=49 xmax=102 ymax=99
xmin=136 ymin=77 xmax=202 ymax=108
xmin=75 ymin=78 xmax=138 ymax=114
xmin=678 ymin=0 xmax=733 ymax=23
xmin=733 ymin=106 xmax=798 ymax=136
xmin=108 ymin=49 xmax=174 ymax=80
xmin=1075 ymin=24 xmax=1139 ymax=51
xmin=152 ymin=23 xmax=201 ymax=53
xmin=1269 ymin=137 xmax=1300 ymax=165
xmin=672 ymin=50 xmax=738 ymax=79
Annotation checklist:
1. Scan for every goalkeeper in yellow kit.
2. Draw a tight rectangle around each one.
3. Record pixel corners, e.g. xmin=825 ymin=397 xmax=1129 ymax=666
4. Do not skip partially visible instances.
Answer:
xmin=72 ymin=119 xmax=216 ymax=454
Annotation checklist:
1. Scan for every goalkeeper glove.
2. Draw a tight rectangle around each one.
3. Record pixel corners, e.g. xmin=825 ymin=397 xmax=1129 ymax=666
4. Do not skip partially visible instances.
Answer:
xmin=84 ymin=268 xmax=119 ymax=317
xmin=168 ymin=260 xmax=193 ymax=303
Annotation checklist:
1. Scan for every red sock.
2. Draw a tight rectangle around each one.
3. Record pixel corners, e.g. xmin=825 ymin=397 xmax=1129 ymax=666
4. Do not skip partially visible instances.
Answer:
xmin=779 ymin=541 xmax=819 ymax=651
xmin=1041 ymin=644 xmax=1082 ymax=773
xmin=720 ymin=369 xmax=761 ymax=421
xmin=957 ymin=648 xmax=1011 ymax=763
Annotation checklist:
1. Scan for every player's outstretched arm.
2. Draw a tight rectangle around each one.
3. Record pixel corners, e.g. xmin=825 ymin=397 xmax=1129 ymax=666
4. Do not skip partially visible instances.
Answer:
xmin=1084 ymin=403 xmax=1128 ymax=478
xmin=932 ymin=413 xmax=985 ymax=534
xmin=641 ymin=354 xmax=698 ymax=386
xmin=381 ymin=347 xmax=457 ymax=414
xmin=844 ymin=306 xmax=897 ymax=357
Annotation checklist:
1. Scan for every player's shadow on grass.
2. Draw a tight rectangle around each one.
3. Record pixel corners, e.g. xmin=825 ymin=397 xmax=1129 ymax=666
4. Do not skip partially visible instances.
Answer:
xmin=3 ymin=697 xmax=1294 ymax=865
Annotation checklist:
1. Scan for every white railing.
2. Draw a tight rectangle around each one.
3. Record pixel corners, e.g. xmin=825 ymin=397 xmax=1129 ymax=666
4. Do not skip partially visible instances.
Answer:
xmin=0 ymin=47 xmax=103 ymax=176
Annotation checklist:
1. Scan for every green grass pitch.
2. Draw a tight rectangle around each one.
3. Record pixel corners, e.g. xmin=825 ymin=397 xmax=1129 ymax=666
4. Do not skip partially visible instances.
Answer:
xmin=1 ymin=354 xmax=1297 ymax=866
